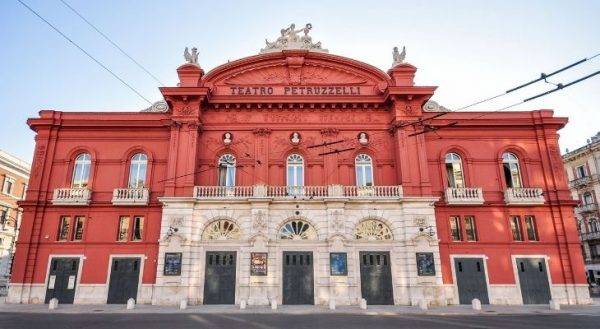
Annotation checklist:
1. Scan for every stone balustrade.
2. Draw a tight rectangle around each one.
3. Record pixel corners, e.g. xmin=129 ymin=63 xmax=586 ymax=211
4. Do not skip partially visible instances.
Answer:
xmin=51 ymin=187 xmax=91 ymax=205
xmin=504 ymin=187 xmax=545 ymax=205
xmin=576 ymin=203 xmax=598 ymax=214
xmin=569 ymin=175 xmax=593 ymax=189
xmin=445 ymin=187 xmax=484 ymax=205
xmin=112 ymin=188 xmax=150 ymax=206
xmin=194 ymin=185 xmax=403 ymax=199
xmin=581 ymin=231 xmax=600 ymax=242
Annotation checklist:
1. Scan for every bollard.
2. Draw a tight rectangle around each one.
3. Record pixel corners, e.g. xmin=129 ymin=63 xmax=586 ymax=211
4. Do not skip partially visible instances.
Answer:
xmin=126 ymin=298 xmax=136 ymax=310
xmin=240 ymin=299 xmax=247 ymax=310
xmin=549 ymin=299 xmax=560 ymax=311
xmin=359 ymin=298 xmax=367 ymax=310
xmin=179 ymin=299 xmax=188 ymax=310
xmin=270 ymin=298 xmax=277 ymax=310
xmin=48 ymin=298 xmax=58 ymax=310
xmin=329 ymin=299 xmax=336 ymax=310
xmin=418 ymin=299 xmax=428 ymax=310
xmin=471 ymin=298 xmax=482 ymax=311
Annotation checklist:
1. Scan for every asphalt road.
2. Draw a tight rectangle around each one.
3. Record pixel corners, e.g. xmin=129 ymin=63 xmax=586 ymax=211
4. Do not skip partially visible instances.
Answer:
xmin=0 ymin=313 xmax=599 ymax=329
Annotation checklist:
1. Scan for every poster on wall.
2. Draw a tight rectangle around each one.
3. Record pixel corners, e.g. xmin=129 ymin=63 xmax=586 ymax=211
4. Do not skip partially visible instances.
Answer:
xmin=164 ymin=252 xmax=182 ymax=276
xmin=251 ymin=252 xmax=268 ymax=276
xmin=330 ymin=252 xmax=348 ymax=276
xmin=416 ymin=252 xmax=435 ymax=276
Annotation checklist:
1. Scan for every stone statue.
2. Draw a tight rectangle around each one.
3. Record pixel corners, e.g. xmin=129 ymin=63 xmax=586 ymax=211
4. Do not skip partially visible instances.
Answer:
xmin=290 ymin=132 xmax=301 ymax=144
xmin=261 ymin=23 xmax=328 ymax=53
xmin=223 ymin=132 xmax=232 ymax=145
xmin=392 ymin=46 xmax=406 ymax=67
xmin=184 ymin=47 xmax=199 ymax=65
xmin=358 ymin=132 xmax=369 ymax=146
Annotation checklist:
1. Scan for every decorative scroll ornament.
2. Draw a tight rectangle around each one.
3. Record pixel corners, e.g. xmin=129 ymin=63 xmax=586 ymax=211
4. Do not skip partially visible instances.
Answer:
xmin=279 ymin=219 xmax=317 ymax=240
xmin=183 ymin=47 xmax=199 ymax=65
xmin=392 ymin=46 xmax=406 ymax=67
xmin=202 ymin=219 xmax=242 ymax=240
xmin=141 ymin=100 xmax=170 ymax=113
xmin=423 ymin=100 xmax=450 ymax=112
xmin=355 ymin=219 xmax=393 ymax=241
xmin=261 ymin=23 xmax=328 ymax=54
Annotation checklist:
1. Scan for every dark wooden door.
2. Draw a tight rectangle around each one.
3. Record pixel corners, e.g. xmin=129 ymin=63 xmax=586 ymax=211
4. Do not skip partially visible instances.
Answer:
xmin=359 ymin=251 xmax=393 ymax=305
xmin=282 ymin=251 xmax=314 ymax=305
xmin=516 ymin=258 xmax=551 ymax=304
xmin=107 ymin=258 xmax=141 ymax=304
xmin=203 ymin=252 xmax=236 ymax=304
xmin=454 ymin=258 xmax=489 ymax=304
xmin=45 ymin=258 xmax=79 ymax=304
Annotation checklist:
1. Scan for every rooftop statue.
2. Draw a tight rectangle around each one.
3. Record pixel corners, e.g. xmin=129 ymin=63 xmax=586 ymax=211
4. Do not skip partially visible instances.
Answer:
xmin=392 ymin=46 xmax=406 ymax=67
xmin=261 ymin=23 xmax=328 ymax=54
xmin=184 ymin=47 xmax=199 ymax=65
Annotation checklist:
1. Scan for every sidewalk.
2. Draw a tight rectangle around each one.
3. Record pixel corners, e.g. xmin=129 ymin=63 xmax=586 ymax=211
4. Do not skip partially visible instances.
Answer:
xmin=0 ymin=299 xmax=599 ymax=315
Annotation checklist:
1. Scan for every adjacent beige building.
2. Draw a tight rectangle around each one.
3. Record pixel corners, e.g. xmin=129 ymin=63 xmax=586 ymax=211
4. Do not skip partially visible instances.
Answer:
xmin=564 ymin=132 xmax=600 ymax=286
xmin=0 ymin=150 xmax=30 ymax=295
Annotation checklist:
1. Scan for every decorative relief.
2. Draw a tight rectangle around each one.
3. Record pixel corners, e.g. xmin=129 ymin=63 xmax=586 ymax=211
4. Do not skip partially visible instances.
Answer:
xmin=320 ymin=128 xmax=339 ymax=137
xmin=252 ymin=210 xmax=268 ymax=234
xmin=252 ymin=128 xmax=272 ymax=136
xmin=329 ymin=210 xmax=345 ymax=235
xmin=354 ymin=219 xmax=393 ymax=241
xmin=279 ymin=219 xmax=317 ymax=240
xmin=261 ymin=23 xmax=328 ymax=53
xmin=202 ymin=219 xmax=242 ymax=240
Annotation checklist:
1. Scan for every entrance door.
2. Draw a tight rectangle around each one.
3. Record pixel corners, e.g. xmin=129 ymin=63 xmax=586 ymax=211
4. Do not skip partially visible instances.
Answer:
xmin=203 ymin=251 xmax=236 ymax=304
xmin=45 ymin=257 xmax=79 ymax=304
xmin=516 ymin=258 xmax=551 ymax=304
xmin=107 ymin=258 xmax=141 ymax=304
xmin=282 ymin=251 xmax=314 ymax=305
xmin=454 ymin=258 xmax=489 ymax=304
xmin=359 ymin=251 xmax=393 ymax=305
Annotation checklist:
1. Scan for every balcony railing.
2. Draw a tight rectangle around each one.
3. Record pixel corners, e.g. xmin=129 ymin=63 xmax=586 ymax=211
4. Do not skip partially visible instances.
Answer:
xmin=52 ymin=187 xmax=91 ymax=205
xmin=194 ymin=185 xmax=403 ymax=199
xmin=112 ymin=188 xmax=150 ymax=206
xmin=445 ymin=187 xmax=484 ymax=205
xmin=581 ymin=231 xmax=600 ymax=241
xmin=569 ymin=175 xmax=592 ymax=188
xmin=577 ymin=203 xmax=598 ymax=214
xmin=504 ymin=187 xmax=545 ymax=205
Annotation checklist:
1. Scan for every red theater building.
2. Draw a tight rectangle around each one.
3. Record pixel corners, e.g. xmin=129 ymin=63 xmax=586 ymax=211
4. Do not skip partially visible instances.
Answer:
xmin=9 ymin=25 xmax=590 ymax=306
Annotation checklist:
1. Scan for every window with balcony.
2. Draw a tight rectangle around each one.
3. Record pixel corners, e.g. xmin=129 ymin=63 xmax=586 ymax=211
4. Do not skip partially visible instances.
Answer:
xmin=502 ymin=152 xmax=522 ymax=188
xmin=524 ymin=215 xmax=538 ymax=241
xmin=355 ymin=154 xmax=374 ymax=187
xmin=217 ymin=154 xmax=236 ymax=187
xmin=2 ymin=176 xmax=15 ymax=195
xmin=445 ymin=153 xmax=465 ymax=188
xmin=583 ymin=192 xmax=594 ymax=205
xmin=71 ymin=153 xmax=91 ymax=188
xmin=590 ymin=218 xmax=600 ymax=233
xmin=510 ymin=216 xmax=523 ymax=241
xmin=0 ymin=207 xmax=9 ymax=228
xmin=128 ymin=153 xmax=148 ymax=188
xmin=449 ymin=216 xmax=462 ymax=241
xmin=286 ymin=154 xmax=304 ymax=187
xmin=57 ymin=216 xmax=71 ymax=241
xmin=576 ymin=165 xmax=587 ymax=178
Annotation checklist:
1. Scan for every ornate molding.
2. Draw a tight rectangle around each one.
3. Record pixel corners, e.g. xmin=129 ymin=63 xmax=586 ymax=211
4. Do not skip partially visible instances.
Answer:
xmin=320 ymin=128 xmax=339 ymax=137
xmin=252 ymin=128 xmax=272 ymax=136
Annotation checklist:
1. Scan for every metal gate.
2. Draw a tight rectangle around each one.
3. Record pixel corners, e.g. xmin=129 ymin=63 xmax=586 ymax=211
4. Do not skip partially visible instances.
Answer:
xmin=454 ymin=258 xmax=489 ymax=304
xmin=107 ymin=258 xmax=141 ymax=304
xmin=45 ymin=257 xmax=79 ymax=304
xmin=282 ymin=251 xmax=314 ymax=305
xmin=203 ymin=251 xmax=236 ymax=304
xmin=359 ymin=251 xmax=393 ymax=305
xmin=516 ymin=258 xmax=551 ymax=304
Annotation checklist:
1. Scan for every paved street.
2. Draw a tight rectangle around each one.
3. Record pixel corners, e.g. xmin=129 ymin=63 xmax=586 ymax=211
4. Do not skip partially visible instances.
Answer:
xmin=1 ymin=312 xmax=600 ymax=329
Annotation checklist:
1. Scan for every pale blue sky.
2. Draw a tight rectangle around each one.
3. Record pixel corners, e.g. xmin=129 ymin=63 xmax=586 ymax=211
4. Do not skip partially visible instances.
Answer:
xmin=1 ymin=0 xmax=599 ymax=162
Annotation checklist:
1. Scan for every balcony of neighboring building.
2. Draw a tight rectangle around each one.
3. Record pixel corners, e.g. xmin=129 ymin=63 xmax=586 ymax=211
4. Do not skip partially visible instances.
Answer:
xmin=581 ymin=231 xmax=600 ymax=242
xmin=577 ymin=202 xmax=598 ymax=215
xmin=111 ymin=187 xmax=150 ymax=206
xmin=51 ymin=187 xmax=91 ymax=205
xmin=193 ymin=184 xmax=403 ymax=200
xmin=504 ymin=187 xmax=545 ymax=205
xmin=570 ymin=174 xmax=596 ymax=189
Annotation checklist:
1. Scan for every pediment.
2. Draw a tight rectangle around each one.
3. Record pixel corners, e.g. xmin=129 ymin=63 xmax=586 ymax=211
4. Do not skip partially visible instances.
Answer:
xmin=223 ymin=64 xmax=368 ymax=86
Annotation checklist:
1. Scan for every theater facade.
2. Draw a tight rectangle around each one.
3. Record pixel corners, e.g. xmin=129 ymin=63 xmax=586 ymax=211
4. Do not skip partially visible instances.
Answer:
xmin=9 ymin=25 xmax=590 ymax=306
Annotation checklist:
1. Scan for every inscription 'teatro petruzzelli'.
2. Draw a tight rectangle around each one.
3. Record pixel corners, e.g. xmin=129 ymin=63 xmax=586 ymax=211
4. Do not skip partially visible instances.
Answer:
xmin=228 ymin=86 xmax=362 ymax=96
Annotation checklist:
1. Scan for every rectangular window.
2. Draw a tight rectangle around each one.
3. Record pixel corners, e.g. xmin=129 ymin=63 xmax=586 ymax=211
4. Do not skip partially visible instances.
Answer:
xmin=2 ymin=176 xmax=15 ymax=195
xmin=449 ymin=216 xmax=462 ymax=241
xmin=117 ymin=216 xmax=130 ymax=241
xmin=22 ymin=184 xmax=28 ymax=199
xmin=131 ymin=216 xmax=144 ymax=241
xmin=72 ymin=216 xmax=85 ymax=241
xmin=57 ymin=216 xmax=70 ymax=241
xmin=0 ymin=208 xmax=8 ymax=227
xmin=524 ymin=215 xmax=538 ymax=241
xmin=464 ymin=216 xmax=477 ymax=241
xmin=510 ymin=216 xmax=523 ymax=241
xmin=576 ymin=165 xmax=587 ymax=178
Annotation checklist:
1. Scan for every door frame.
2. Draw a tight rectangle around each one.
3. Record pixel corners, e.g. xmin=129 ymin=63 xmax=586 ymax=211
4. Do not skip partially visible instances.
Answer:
xmin=511 ymin=254 xmax=553 ymax=305
xmin=450 ymin=254 xmax=491 ymax=304
xmin=199 ymin=246 xmax=240 ymax=305
xmin=44 ymin=254 xmax=85 ymax=303
xmin=278 ymin=244 xmax=319 ymax=305
xmin=105 ymin=254 xmax=145 ymax=304
xmin=354 ymin=245 xmax=397 ymax=305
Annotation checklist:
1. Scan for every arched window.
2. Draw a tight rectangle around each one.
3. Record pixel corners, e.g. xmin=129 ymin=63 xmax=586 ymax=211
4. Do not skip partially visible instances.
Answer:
xmin=502 ymin=152 xmax=522 ymax=188
xmin=202 ymin=219 xmax=241 ymax=240
xmin=583 ymin=192 xmax=594 ymax=205
xmin=354 ymin=219 xmax=393 ymax=241
xmin=445 ymin=153 xmax=464 ymax=188
xmin=286 ymin=154 xmax=304 ymax=187
xmin=128 ymin=153 xmax=148 ymax=188
xmin=589 ymin=218 xmax=600 ymax=233
xmin=355 ymin=154 xmax=374 ymax=187
xmin=279 ymin=219 xmax=317 ymax=240
xmin=218 ymin=154 xmax=236 ymax=187
xmin=71 ymin=153 xmax=91 ymax=188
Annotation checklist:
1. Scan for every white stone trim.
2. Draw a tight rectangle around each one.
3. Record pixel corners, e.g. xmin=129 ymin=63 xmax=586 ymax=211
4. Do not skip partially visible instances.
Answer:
xmin=510 ymin=254 xmax=552 ymax=305
xmin=449 ymin=254 xmax=491 ymax=305
xmin=105 ymin=254 xmax=146 ymax=304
